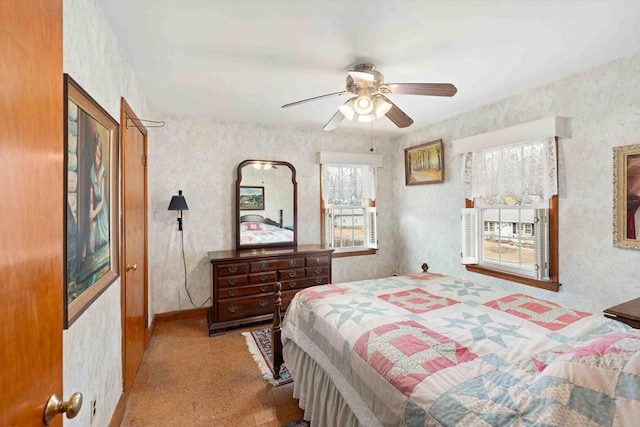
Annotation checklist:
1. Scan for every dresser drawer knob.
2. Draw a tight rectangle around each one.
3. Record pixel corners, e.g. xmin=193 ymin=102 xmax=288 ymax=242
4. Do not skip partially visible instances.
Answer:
xmin=260 ymin=274 xmax=267 ymax=282
xmin=288 ymin=270 xmax=296 ymax=278
xmin=258 ymin=301 xmax=268 ymax=308
xmin=259 ymin=285 xmax=268 ymax=292
xmin=228 ymin=266 xmax=238 ymax=273
xmin=288 ymin=259 xmax=295 ymax=266
xmin=228 ymin=289 xmax=237 ymax=297
xmin=314 ymin=257 xmax=320 ymax=264
xmin=228 ymin=278 xmax=237 ymax=286
xmin=288 ymin=282 xmax=296 ymax=288
xmin=260 ymin=262 xmax=268 ymax=270
xmin=315 ymin=277 xmax=322 ymax=285
xmin=227 ymin=305 xmax=238 ymax=313
xmin=314 ymin=267 xmax=322 ymax=274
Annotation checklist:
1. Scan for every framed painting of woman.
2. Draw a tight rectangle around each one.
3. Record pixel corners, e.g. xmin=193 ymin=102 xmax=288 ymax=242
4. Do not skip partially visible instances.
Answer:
xmin=64 ymin=74 xmax=120 ymax=327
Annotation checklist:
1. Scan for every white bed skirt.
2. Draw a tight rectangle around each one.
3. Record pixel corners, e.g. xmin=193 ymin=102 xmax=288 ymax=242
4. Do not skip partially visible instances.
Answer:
xmin=283 ymin=323 xmax=393 ymax=427
xmin=284 ymin=339 xmax=368 ymax=427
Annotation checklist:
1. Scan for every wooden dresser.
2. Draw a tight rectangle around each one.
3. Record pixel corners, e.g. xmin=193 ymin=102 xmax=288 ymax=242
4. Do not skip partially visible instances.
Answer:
xmin=207 ymin=244 xmax=333 ymax=336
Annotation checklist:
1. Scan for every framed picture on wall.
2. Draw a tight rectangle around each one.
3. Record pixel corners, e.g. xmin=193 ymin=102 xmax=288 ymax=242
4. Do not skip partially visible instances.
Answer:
xmin=613 ymin=143 xmax=640 ymax=250
xmin=239 ymin=186 xmax=265 ymax=210
xmin=64 ymin=74 xmax=120 ymax=328
xmin=404 ymin=139 xmax=445 ymax=185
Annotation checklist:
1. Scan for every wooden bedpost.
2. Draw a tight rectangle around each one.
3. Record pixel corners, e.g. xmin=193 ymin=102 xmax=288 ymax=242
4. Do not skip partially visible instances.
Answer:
xmin=272 ymin=280 xmax=283 ymax=379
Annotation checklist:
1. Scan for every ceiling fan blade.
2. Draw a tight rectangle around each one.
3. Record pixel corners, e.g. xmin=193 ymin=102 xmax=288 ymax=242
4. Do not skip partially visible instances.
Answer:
xmin=281 ymin=91 xmax=347 ymax=108
xmin=384 ymin=83 xmax=457 ymax=97
xmin=379 ymin=95 xmax=414 ymax=128
xmin=323 ymin=109 xmax=345 ymax=131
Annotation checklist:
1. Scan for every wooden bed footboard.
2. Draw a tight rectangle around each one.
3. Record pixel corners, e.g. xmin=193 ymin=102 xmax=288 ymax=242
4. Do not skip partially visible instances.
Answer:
xmin=272 ymin=281 xmax=283 ymax=379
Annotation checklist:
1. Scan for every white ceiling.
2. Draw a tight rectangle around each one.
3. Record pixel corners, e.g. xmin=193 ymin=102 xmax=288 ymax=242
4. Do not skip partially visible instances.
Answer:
xmin=97 ymin=0 xmax=640 ymax=136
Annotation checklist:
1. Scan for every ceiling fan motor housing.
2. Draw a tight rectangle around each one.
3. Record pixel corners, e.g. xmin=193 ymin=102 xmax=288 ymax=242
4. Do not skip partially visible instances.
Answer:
xmin=346 ymin=63 xmax=385 ymax=94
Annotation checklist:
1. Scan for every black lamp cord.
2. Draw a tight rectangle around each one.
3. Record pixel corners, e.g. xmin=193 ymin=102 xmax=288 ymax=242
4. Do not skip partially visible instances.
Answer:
xmin=180 ymin=226 xmax=211 ymax=307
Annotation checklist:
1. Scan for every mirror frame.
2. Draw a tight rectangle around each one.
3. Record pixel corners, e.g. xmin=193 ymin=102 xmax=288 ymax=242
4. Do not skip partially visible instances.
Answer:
xmin=235 ymin=159 xmax=297 ymax=250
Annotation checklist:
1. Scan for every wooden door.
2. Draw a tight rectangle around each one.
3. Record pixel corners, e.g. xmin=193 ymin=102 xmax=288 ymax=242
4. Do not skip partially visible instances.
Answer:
xmin=120 ymin=99 xmax=149 ymax=394
xmin=0 ymin=0 xmax=64 ymax=425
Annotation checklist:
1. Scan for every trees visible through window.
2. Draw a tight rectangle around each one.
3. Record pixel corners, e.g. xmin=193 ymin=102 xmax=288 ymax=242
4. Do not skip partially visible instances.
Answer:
xmin=322 ymin=164 xmax=377 ymax=253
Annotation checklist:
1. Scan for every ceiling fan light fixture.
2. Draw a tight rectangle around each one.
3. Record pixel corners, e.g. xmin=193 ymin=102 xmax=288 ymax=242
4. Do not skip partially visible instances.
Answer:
xmin=353 ymin=95 xmax=374 ymax=115
xmin=338 ymin=98 xmax=356 ymax=120
xmin=373 ymin=95 xmax=392 ymax=117
xmin=357 ymin=113 xmax=375 ymax=123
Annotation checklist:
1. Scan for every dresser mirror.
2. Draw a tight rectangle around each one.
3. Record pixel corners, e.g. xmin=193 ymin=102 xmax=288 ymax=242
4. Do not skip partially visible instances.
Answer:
xmin=236 ymin=159 xmax=297 ymax=250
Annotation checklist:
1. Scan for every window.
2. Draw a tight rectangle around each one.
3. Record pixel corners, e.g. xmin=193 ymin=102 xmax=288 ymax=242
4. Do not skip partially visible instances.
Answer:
xmin=459 ymin=136 xmax=559 ymax=291
xmin=464 ymin=207 xmax=549 ymax=280
xmin=319 ymin=154 xmax=381 ymax=255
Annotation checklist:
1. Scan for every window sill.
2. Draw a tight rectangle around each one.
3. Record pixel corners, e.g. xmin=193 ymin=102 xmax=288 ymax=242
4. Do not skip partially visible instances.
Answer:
xmin=332 ymin=249 xmax=377 ymax=258
xmin=465 ymin=264 xmax=560 ymax=292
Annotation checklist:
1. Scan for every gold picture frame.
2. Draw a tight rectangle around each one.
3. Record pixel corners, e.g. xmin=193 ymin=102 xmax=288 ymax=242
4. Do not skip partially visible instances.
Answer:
xmin=405 ymin=139 xmax=444 ymax=185
xmin=64 ymin=74 xmax=120 ymax=327
xmin=613 ymin=143 xmax=640 ymax=250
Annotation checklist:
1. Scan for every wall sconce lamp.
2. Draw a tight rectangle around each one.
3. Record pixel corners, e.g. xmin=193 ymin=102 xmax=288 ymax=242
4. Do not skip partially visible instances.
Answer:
xmin=168 ymin=190 xmax=189 ymax=231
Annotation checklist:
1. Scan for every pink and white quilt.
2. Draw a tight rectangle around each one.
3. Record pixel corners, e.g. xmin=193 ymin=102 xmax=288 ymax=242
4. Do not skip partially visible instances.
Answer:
xmin=282 ymin=273 xmax=640 ymax=426
xmin=239 ymin=222 xmax=293 ymax=244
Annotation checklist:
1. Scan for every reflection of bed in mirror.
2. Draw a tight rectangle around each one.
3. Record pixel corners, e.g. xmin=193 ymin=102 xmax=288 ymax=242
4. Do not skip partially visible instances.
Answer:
xmin=239 ymin=214 xmax=294 ymax=245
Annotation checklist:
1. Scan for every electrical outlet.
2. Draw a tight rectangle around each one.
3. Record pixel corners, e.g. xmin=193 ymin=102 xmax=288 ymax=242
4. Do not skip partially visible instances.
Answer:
xmin=90 ymin=398 xmax=97 ymax=425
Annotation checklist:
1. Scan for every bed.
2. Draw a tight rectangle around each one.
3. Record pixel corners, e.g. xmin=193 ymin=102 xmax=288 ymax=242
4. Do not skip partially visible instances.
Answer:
xmin=239 ymin=214 xmax=294 ymax=244
xmin=272 ymin=271 xmax=640 ymax=427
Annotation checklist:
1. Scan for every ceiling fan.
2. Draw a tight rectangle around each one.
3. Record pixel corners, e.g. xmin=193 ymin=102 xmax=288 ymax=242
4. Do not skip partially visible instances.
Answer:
xmin=281 ymin=63 xmax=457 ymax=131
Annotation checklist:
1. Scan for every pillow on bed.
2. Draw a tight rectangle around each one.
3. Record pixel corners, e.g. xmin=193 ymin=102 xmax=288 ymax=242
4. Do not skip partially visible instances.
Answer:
xmin=244 ymin=222 xmax=263 ymax=231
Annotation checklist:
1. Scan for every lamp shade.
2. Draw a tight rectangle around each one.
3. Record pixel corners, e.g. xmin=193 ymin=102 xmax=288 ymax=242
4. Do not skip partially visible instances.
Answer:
xmin=168 ymin=190 xmax=189 ymax=211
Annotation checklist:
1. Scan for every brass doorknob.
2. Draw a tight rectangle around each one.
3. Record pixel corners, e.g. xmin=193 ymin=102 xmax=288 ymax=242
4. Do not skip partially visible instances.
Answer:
xmin=44 ymin=392 xmax=82 ymax=424
xmin=126 ymin=263 xmax=138 ymax=272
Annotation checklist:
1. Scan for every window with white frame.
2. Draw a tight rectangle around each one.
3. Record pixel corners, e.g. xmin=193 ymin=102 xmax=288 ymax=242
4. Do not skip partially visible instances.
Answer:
xmin=319 ymin=152 xmax=382 ymax=254
xmin=457 ymin=132 xmax=560 ymax=290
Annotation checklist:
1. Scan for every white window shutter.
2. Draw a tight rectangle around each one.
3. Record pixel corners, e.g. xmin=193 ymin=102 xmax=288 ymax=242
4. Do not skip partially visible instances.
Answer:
xmin=460 ymin=208 xmax=478 ymax=264
xmin=366 ymin=207 xmax=378 ymax=249
xmin=324 ymin=207 xmax=335 ymax=249
xmin=534 ymin=209 xmax=548 ymax=280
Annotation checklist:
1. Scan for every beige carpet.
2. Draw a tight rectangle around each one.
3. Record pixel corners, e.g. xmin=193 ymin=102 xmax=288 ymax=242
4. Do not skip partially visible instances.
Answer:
xmin=120 ymin=317 xmax=304 ymax=427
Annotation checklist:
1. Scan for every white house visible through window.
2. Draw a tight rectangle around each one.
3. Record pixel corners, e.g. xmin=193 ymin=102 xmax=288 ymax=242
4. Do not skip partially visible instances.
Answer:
xmin=477 ymin=207 xmax=548 ymax=279
xmin=319 ymin=152 xmax=382 ymax=254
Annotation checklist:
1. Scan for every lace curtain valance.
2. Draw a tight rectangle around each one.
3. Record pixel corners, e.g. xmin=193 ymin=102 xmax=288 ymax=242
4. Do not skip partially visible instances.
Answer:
xmin=322 ymin=164 xmax=377 ymax=205
xmin=463 ymin=137 xmax=557 ymax=208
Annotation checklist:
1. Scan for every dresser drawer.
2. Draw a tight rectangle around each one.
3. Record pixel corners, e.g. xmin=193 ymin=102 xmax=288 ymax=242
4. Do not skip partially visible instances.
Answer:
xmin=248 ymin=271 xmax=277 ymax=284
xmin=305 ymin=255 xmax=330 ymax=266
xmin=218 ymin=295 xmax=272 ymax=321
xmin=281 ymin=275 xmax=329 ymax=290
xmin=306 ymin=266 xmax=330 ymax=277
xmin=250 ymin=257 xmax=304 ymax=272
xmin=218 ymin=283 xmax=273 ymax=299
xmin=279 ymin=268 xmax=305 ymax=280
xmin=218 ymin=275 xmax=249 ymax=288
xmin=216 ymin=262 xmax=249 ymax=277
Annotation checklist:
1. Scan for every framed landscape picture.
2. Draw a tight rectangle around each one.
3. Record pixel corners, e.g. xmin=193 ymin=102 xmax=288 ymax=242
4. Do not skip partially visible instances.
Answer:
xmin=613 ymin=143 xmax=640 ymax=250
xmin=405 ymin=139 xmax=444 ymax=185
xmin=240 ymin=186 xmax=265 ymax=210
xmin=64 ymin=74 xmax=120 ymax=327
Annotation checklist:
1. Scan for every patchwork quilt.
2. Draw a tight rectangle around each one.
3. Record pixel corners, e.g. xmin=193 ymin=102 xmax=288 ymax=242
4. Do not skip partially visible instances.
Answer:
xmin=282 ymin=273 xmax=640 ymax=427
xmin=239 ymin=222 xmax=294 ymax=244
